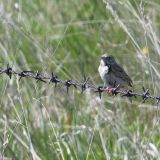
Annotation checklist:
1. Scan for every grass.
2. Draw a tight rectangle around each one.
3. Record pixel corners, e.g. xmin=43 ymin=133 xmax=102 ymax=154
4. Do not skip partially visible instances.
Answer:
xmin=0 ymin=0 xmax=160 ymax=159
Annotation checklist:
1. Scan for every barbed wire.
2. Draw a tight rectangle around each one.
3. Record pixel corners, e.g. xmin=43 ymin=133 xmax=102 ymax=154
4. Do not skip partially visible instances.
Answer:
xmin=0 ymin=64 xmax=160 ymax=105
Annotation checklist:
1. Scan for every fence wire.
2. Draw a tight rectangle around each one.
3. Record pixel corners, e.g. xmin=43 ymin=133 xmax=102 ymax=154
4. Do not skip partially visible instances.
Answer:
xmin=0 ymin=64 xmax=160 ymax=104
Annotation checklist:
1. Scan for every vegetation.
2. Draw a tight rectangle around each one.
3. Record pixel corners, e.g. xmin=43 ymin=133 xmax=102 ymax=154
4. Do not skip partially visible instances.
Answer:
xmin=0 ymin=0 xmax=159 ymax=159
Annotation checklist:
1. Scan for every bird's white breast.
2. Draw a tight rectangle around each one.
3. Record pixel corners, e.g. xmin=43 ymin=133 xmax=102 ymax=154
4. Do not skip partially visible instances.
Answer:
xmin=98 ymin=60 xmax=109 ymax=82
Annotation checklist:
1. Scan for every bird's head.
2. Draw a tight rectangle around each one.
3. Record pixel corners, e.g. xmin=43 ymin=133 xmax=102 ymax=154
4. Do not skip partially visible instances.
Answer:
xmin=101 ymin=54 xmax=115 ymax=66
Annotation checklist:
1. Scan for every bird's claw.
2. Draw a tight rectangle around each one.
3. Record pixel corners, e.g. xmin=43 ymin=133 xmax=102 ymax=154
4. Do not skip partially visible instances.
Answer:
xmin=104 ymin=87 xmax=114 ymax=94
xmin=104 ymin=85 xmax=120 ymax=94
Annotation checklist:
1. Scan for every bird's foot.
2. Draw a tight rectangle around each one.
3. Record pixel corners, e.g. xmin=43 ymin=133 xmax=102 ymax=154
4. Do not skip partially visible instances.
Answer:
xmin=104 ymin=85 xmax=120 ymax=94
xmin=104 ymin=87 xmax=115 ymax=94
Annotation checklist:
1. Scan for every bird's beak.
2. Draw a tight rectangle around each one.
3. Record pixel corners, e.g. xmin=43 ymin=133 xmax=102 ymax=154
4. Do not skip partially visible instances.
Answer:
xmin=101 ymin=56 xmax=105 ymax=60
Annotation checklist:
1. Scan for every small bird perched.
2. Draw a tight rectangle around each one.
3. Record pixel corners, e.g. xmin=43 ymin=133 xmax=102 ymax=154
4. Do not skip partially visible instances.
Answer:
xmin=98 ymin=54 xmax=132 ymax=89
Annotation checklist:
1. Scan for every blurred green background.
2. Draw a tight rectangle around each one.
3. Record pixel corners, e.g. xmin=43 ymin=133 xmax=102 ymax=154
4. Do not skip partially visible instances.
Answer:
xmin=0 ymin=0 xmax=159 ymax=159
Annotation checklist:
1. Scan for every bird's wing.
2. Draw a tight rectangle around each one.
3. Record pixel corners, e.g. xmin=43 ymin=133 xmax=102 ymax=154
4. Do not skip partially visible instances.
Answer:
xmin=110 ymin=63 xmax=133 ymax=86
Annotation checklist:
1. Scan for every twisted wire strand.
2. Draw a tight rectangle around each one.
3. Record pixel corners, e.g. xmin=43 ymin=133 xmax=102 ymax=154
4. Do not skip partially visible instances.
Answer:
xmin=0 ymin=64 xmax=160 ymax=104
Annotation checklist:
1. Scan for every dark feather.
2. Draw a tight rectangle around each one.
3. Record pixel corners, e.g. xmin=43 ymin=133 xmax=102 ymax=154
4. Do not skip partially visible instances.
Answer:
xmin=110 ymin=63 xmax=132 ymax=86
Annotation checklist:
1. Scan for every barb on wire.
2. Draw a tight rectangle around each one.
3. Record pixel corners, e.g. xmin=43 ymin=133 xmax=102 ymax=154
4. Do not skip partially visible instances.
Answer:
xmin=95 ymin=86 xmax=104 ymax=99
xmin=64 ymin=80 xmax=77 ymax=94
xmin=0 ymin=65 xmax=160 ymax=104
xmin=34 ymin=71 xmax=46 ymax=83
xmin=81 ymin=76 xmax=89 ymax=93
xmin=0 ymin=64 xmax=13 ymax=79
xmin=49 ymin=72 xmax=60 ymax=87
xmin=18 ymin=71 xmax=34 ymax=81
xmin=121 ymin=90 xmax=135 ymax=98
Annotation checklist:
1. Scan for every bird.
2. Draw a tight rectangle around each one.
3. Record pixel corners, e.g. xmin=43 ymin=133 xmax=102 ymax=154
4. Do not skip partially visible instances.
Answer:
xmin=98 ymin=54 xmax=132 ymax=89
